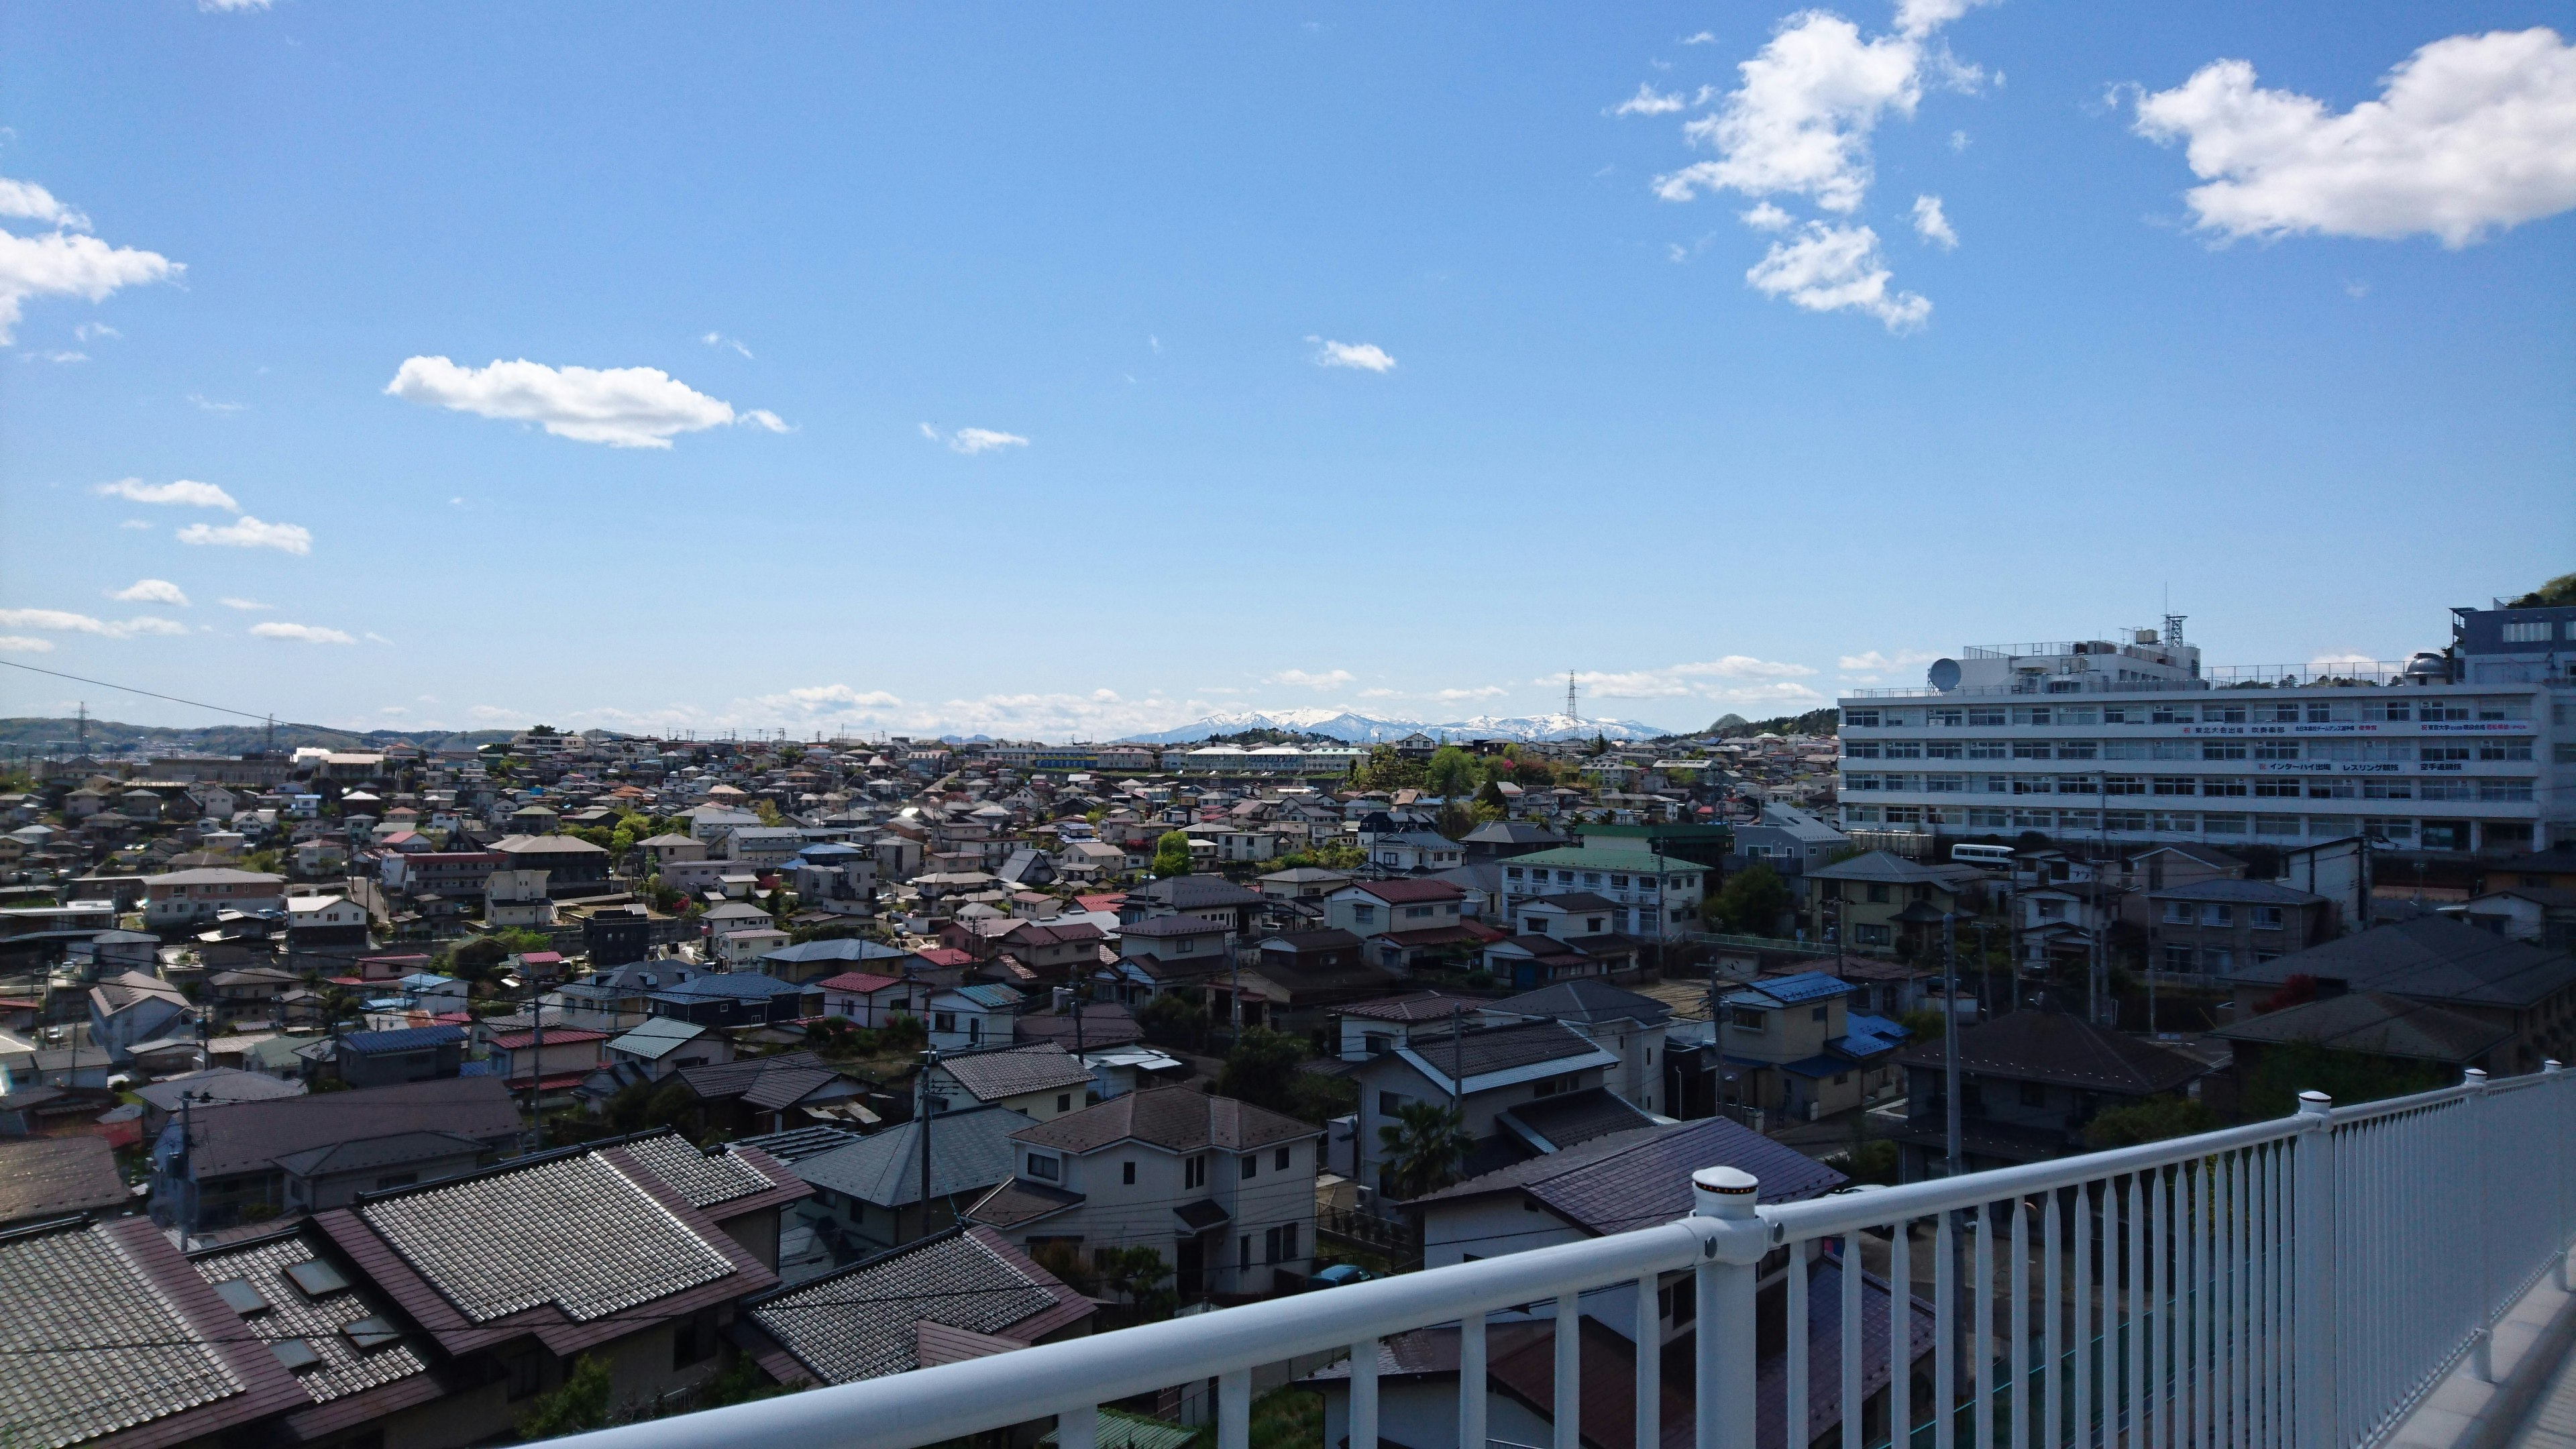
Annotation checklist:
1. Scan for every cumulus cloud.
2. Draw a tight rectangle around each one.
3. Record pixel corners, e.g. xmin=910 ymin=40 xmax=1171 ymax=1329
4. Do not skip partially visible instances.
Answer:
xmin=0 ymin=607 xmax=188 ymax=639
xmin=1839 ymin=648 xmax=1939 ymax=671
xmin=384 ymin=356 xmax=789 ymax=448
xmin=1309 ymin=337 xmax=1397 ymax=372
xmin=94 ymin=477 xmax=237 ymax=511
xmin=0 ymin=635 xmax=54 ymax=653
xmin=1564 ymin=656 xmax=1822 ymax=702
xmin=0 ymin=178 xmax=180 ymax=343
xmin=1746 ymin=222 xmax=1930 ymax=329
xmin=918 ymin=424 xmax=1030 ymax=455
xmin=1680 ymin=30 xmax=1719 ymax=45
xmin=250 ymin=621 xmax=355 ymax=645
xmin=1269 ymin=669 xmax=1357 ymax=691
xmin=2132 ymin=28 xmax=2576 ymax=247
xmin=1911 ymin=193 xmax=1958 ymax=247
xmin=1741 ymin=201 xmax=1796 ymax=230
xmin=1893 ymin=0 xmax=1997 ymax=40
xmin=110 ymin=578 xmax=189 ymax=606
xmin=1615 ymin=83 xmax=1688 ymax=117
xmin=700 ymin=331 xmax=753 ymax=358
xmin=219 ymin=597 xmax=271 ymax=610
xmin=1654 ymin=13 xmax=1933 ymax=213
xmin=763 ymin=684 xmax=904 ymax=714
xmin=176 ymin=515 xmax=313 ymax=554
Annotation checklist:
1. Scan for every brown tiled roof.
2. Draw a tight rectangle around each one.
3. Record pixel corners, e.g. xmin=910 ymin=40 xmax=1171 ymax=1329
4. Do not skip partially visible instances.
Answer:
xmin=0 ymin=1135 xmax=131 ymax=1225
xmin=1895 ymin=1008 xmax=2206 ymax=1095
xmin=1010 ymin=1085 xmax=1318 ymax=1155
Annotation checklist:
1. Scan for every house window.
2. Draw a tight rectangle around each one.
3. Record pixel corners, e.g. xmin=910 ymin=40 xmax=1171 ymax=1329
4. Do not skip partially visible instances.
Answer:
xmin=1028 ymin=1152 xmax=1061 ymax=1181
xmin=2163 ymin=945 xmax=2196 ymax=971
xmin=1240 ymin=1152 xmax=1258 ymax=1181
xmin=1176 ymin=938 xmax=1195 ymax=954
xmin=1866 ymin=883 xmax=1890 ymax=904
xmin=1057 ymin=1093 xmax=1073 ymax=1112
xmin=1122 ymin=1160 xmax=1137 ymax=1185
xmin=934 ymin=1012 xmax=956 ymax=1032
xmin=1364 ymin=1032 xmax=1393 ymax=1056
xmin=2019 ymin=1081 xmax=2046 ymax=1108
xmin=1730 ymin=1008 xmax=1766 ymax=1030
xmin=1240 ymin=1235 xmax=1254 ymax=1271
xmin=1810 ymin=1006 xmax=1828 ymax=1022
xmin=2201 ymin=904 xmax=2234 ymax=928
xmin=673 ymin=1308 xmax=718 ymax=1368
xmin=2163 ymin=902 xmax=2193 ymax=924
xmin=1379 ymin=1091 xmax=1404 ymax=1116
xmin=1185 ymin=1155 xmax=1208 ymax=1189
xmin=507 ymin=1350 xmax=547 ymax=1401
xmin=1275 ymin=1145 xmax=1292 ymax=1171
xmin=2252 ymin=907 xmax=2285 ymax=930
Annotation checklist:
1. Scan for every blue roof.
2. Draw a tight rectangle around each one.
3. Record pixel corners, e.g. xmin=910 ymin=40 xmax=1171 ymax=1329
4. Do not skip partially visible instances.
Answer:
xmin=790 ymin=843 xmax=867 ymax=861
xmin=1835 ymin=1031 xmax=1904 ymax=1058
xmin=339 ymin=1024 xmax=467 ymax=1055
xmin=398 ymin=973 xmax=460 ymax=989
xmin=949 ymin=983 xmax=1024 ymax=1010
xmin=1847 ymin=1012 xmax=1907 ymax=1040
xmin=1778 ymin=1053 xmax=1856 ymax=1079
xmin=761 ymin=938 xmax=909 ymax=965
xmin=652 ymin=972 xmax=812 ymax=1001
xmin=1743 ymin=971 xmax=1856 ymax=1005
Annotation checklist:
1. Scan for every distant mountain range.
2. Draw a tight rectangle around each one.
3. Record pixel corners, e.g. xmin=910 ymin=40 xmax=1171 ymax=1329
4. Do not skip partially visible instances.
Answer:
xmin=0 ymin=718 xmax=515 ymax=757
xmin=1116 ymin=708 xmax=1676 ymax=746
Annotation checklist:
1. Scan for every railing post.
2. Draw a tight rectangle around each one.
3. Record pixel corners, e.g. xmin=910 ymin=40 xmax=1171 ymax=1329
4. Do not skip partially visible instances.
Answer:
xmin=2551 ymin=1062 xmax=2573 ymax=1294
xmin=1693 ymin=1166 xmax=1764 ymax=1449
xmin=2465 ymin=1067 xmax=2496 ymax=1383
xmin=2292 ymin=1089 xmax=2339 ymax=1449
xmin=1218 ymin=1367 xmax=1250 ymax=1449
xmin=1057 ymin=1404 xmax=1096 ymax=1449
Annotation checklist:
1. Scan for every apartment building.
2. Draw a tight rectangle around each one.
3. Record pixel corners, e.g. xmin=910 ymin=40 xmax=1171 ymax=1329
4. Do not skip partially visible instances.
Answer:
xmin=1836 ymin=602 xmax=2573 ymax=857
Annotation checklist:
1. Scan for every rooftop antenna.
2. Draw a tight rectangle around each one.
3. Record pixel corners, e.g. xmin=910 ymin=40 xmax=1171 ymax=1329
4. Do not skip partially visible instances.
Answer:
xmin=74 ymin=702 xmax=87 ymax=758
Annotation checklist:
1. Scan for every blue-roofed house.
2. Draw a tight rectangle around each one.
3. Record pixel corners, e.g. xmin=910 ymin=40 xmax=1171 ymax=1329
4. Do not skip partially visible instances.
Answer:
xmin=1715 ymin=971 xmax=1902 ymax=1124
xmin=648 ymin=970 xmax=823 ymax=1028
xmin=396 ymin=972 xmax=468 ymax=1011
xmin=924 ymin=983 xmax=1025 ymax=1053
xmin=333 ymin=1023 xmax=468 ymax=1088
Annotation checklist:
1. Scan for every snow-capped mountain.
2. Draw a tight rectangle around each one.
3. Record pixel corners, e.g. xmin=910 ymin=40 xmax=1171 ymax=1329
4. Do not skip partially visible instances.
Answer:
xmin=1117 ymin=710 xmax=1674 ymax=745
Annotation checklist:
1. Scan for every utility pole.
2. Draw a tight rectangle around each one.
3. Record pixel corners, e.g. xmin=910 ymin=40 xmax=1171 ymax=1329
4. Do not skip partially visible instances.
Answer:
xmin=1943 ymin=910 xmax=1962 ymax=1180
xmin=916 ymin=1047 xmax=939 ymax=1241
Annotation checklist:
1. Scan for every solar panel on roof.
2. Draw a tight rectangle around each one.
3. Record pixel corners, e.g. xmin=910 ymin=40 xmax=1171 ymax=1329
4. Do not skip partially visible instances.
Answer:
xmin=341 ymin=1316 xmax=402 ymax=1352
xmin=211 ymin=1277 xmax=270 ymax=1316
xmin=284 ymin=1258 xmax=351 ymax=1298
xmin=270 ymin=1337 xmax=323 ymax=1372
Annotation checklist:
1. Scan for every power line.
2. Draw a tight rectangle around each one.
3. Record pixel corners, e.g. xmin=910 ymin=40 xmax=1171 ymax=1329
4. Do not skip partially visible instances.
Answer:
xmin=0 ymin=657 xmax=275 ymax=724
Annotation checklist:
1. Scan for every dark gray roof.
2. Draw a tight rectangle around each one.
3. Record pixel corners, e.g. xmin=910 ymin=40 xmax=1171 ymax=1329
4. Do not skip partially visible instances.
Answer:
xmin=761 ymin=938 xmax=912 ymax=965
xmin=1804 ymin=851 xmax=1985 ymax=888
xmin=337 ymin=1024 xmax=469 ymax=1056
xmin=0 ymin=1135 xmax=130 ymax=1224
xmin=2145 ymin=878 xmax=2324 ymax=905
xmin=733 ymin=1125 xmax=864 ymax=1164
xmin=676 ymin=1052 xmax=860 ymax=1109
xmin=1405 ymin=1117 xmax=1842 ymax=1224
xmin=938 ymin=1043 xmax=1095 ymax=1102
xmin=1120 ymin=914 xmax=1231 ymax=938
xmin=963 ymin=1177 xmax=1086 ymax=1229
xmin=1130 ymin=875 xmax=1261 ymax=910
xmin=133 ymin=1067 xmax=309 ymax=1112
xmin=184 ymin=1077 xmax=522 ymax=1179
xmin=1012 ymin=1085 xmax=1318 ymax=1155
xmin=1391 ymin=1020 xmax=1617 ymax=1091
xmin=1460 ymin=822 xmax=1568 ymax=845
xmin=792 ymin=1108 xmax=1032 ymax=1208
xmin=1497 ymin=1087 xmax=1657 ymax=1152
xmin=748 ymin=1226 xmax=1087 ymax=1386
xmin=190 ymin=1228 xmax=429 ymax=1407
xmin=2224 ymin=918 xmax=2576 ymax=1010
xmin=1896 ymin=1009 xmax=2206 ymax=1095
xmin=2211 ymin=991 xmax=2513 ymax=1065
xmin=356 ymin=1150 xmax=737 ymax=1324
xmin=273 ymin=1130 xmax=490 ymax=1181
xmin=1485 ymin=979 xmax=1672 ymax=1027
xmin=1335 ymin=991 xmax=1476 ymax=1024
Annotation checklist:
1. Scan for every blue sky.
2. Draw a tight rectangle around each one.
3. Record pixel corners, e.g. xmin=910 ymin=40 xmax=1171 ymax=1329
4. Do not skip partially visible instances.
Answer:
xmin=3 ymin=0 xmax=2571 ymax=739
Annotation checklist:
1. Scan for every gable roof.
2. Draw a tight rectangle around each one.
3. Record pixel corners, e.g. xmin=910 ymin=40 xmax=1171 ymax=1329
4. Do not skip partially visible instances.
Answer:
xmin=1342 ymin=878 xmax=1465 ymax=906
xmin=936 ymin=1043 xmax=1095 ymax=1102
xmin=761 ymin=938 xmax=912 ymax=965
xmin=2223 ymin=917 xmax=2576 ymax=1009
xmin=1484 ymin=979 xmax=1672 ymax=1027
xmin=1129 ymin=875 xmax=1263 ymax=910
xmin=0 ymin=1134 xmax=131 ymax=1224
xmin=1803 ymin=851 xmax=1984 ymax=888
xmin=676 ymin=1052 xmax=859 ymax=1110
xmin=1895 ymin=1008 xmax=2206 ymax=1095
xmin=792 ymin=1107 xmax=1033 ymax=1208
xmin=1389 ymin=1020 xmax=1621 ymax=1096
xmin=1120 ymin=914 xmax=1230 ymax=938
xmin=1334 ymin=991 xmax=1476 ymax=1024
xmin=817 ymin=971 xmax=908 ymax=995
xmin=1011 ymin=1085 xmax=1318 ymax=1155
xmin=181 ymin=1077 xmax=522 ymax=1180
xmin=745 ymin=1226 xmax=1090 ymax=1387
xmin=2210 ymin=990 xmax=2513 ymax=1064
xmin=1405 ymin=1116 xmax=1843 ymax=1224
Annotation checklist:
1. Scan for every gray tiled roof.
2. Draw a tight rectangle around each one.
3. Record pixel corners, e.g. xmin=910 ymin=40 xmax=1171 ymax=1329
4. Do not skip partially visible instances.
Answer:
xmin=1392 ymin=1019 xmax=1615 ymax=1087
xmin=1895 ymin=1008 xmax=2205 ymax=1095
xmin=272 ymin=1130 xmax=490 ymax=1180
xmin=183 ymin=1077 xmax=523 ymax=1180
xmin=1497 ymin=1087 xmax=1656 ymax=1152
xmin=749 ymin=1226 xmax=1074 ymax=1385
xmin=1484 ymin=979 xmax=1672 ymax=1026
xmin=0 ymin=1135 xmax=131 ymax=1224
xmin=1011 ymin=1085 xmax=1318 ymax=1155
xmin=1405 ymin=1116 xmax=1843 ymax=1225
xmin=191 ymin=1231 xmax=427 ymax=1405
xmin=792 ymin=1108 xmax=1032 ymax=1209
xmin=2223 ymin=917 xmax=2576 ymax=1009
xmin=2210 ymin=990 xmax=2512 ymax=1063
xmin=620 ymin=1132 xmax=778 ymax=1208
xmin=938 ymin=1043 xmax=1095 ymax=1102
xmin=735 ymin=1125 xmax=865 ymax=1164
xmin=0 ymin=1220 xmax=243 ymax=1448
xmin=358 ymin=1152 xmax=736 ymax=1323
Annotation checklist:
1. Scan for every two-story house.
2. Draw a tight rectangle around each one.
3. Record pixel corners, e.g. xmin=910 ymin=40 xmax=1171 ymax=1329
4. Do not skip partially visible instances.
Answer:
xmin=1711 ymin=971 xmax=1908 ymax=1124
xmin=1347 ymin=1020 xmax=1631 ymax=1192
xmin=1495 ymin=847 xmax=1708 ymax=942
xmin=926 ymin=1041 xmax=1095 ymax=1120
xmin=1892 ymin=1006 xmax=2206 ymax=1179
xmin=141 ymin=867 xmax=286 ymax=928
xmin=1475 ymin=980 xmax=1670 ymax=1114
xmin=924 ymin=983 xmax=1026 ymax=1053
xmin=967 ymin=1086 xmax=1321 ymax=1299
xmin=1800 ymin=851 xmax=1985 ymax=954
xmin=2147 ymin=877 xmax=2331 ymax=976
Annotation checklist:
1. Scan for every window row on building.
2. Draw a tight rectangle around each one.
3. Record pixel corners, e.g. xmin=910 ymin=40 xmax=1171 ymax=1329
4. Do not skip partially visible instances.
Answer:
xmin=1840 ymin=803 xmax=2507 ymax=849
xmin=1844 ymin=698 xmax=2528 ymax=729
xmin=1845 ymin=737 xmax=2533 ymax=761
xmin=1845 ymin=773 xmax=2534 ymax=802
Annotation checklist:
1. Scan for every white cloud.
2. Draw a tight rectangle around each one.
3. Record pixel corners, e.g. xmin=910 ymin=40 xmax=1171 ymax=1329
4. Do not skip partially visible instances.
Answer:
xmin=700 ymin=331 xmax=753 ymax=358
xmin=1680 ymin=30 xmax=1719 ymax=45
xmin=74 ymin=322 xmax=118 ymax=341
xmin=1893 ymin=0 xmax=1996 ymax=40
xmin=384 ymin=356 xmax=789 ymax=448
xmin=1654 ymin=13 xmax=1931 ymax=213
xmin=1432 ymin=685 xmax=1509 ymax=702
xmin=110 ymin=578 xmax=189 ymax=606
xmin=218 ymin=597 xmax=271 ymax=610
xmin=1615 ymin=83 xmax=1688 ymax=117
xmin=176 ymin=515 xmax=313 ymax=554
xmin=1269 ymin=669 xmax=1357 ymax=691
xmin=0 ymin=607 xmax=188 ymax=639
xmin=1740 ymin=201 xmax=1796 ymax=231
xmin=93 ymin=478 xmax=238 ymax=511
xmin=1746 ymin=222 xmax=1931 ymax=330
xmin=117 ymin=519 xmax=151 ymax=530
xmin=199 ymin=0 xmax=272 ymax=10
xmin=250 ymin=621 xmax=355 ymax=645
xmin=0 ymin=180 xmax=180 ymax=343
xmin=2132 ymin=28 xmax=2576 ymax=247
xmin=921 ymin=425 xmax=1029 ymax=455
xmin=29 ymin=349 xmax=85 ymax=363
xmin=765 ymin=684 xmax=905 ymax=714
xmin=1839 ymin=648 xmax=1937 ymax=670
xmin=0 ymin=635 xmax=54 ymax=653
xmin=1309 ymin=337 xmax=1397 ymax=372
xmin=1564 ymin=655 xmax=1822 ymax=702
xmin=187 ymin=393 xmax=244 ymax=414
xmin=0 ymin=177 xmax=90 ymax=231
xmin=1911 ymin=193 xmax=1959 ymax=248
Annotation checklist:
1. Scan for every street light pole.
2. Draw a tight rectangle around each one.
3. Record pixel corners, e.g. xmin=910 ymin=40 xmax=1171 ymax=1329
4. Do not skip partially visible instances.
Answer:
xmin=1942 ymin=910 xmax=1961 ymax=1180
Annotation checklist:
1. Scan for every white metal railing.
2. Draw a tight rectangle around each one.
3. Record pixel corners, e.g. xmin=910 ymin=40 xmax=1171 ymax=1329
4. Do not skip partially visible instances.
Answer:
xmin=550 ymin=1067 xmax=2576 ymax=1449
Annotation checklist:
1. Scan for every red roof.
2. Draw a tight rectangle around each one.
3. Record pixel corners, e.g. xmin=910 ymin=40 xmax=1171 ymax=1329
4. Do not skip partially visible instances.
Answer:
xmin=490 ymin=1028 xmax=609 ymax=1050
xmin=503 ymin=1071 xmax=593 ymax=1091
xmin=915 ymin=947 xmax=974 ymax=968
xmin=1351 ymin=878 xmax=1465 ymax=904
xmin=520 ymin=951 xmax=565 ymax=965
xmin=817 ymin=971 xmax=905 ymax=994
xmin=1075 ymin=894 xmax=1126 ymax=913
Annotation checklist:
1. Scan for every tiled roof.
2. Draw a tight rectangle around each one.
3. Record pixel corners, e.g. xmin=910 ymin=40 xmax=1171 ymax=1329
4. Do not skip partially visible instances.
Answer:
xmin=1012 ymin=1085 xmax=1318 ymax=1155
xmin=1013 ymin=1004 xmax=1144 ymax=1051
xmin=817 ymin=971 xmax=906 ymax=994
xmin=1505 ymin=847 xmax=1708 ymax=877
xmin=963 ymin=1177 xmax=1086 ymax=1229
xmin=183 ymin=1077 xmax=522 ymax=1180
xmin=2210 ymin=990 xmax=2512 ymax=1063
xmin=792 ymin=1108 xmax=1031 ymax=1208
xmin=1119 ymin=915 xmax=1230 ymax=938
xmin=0 ymin=1136 xmax=131 ymax=1224
xmin=1405 ymin=1116 xmax=1843 ymax=1225
xmin=488 ymin=1027 xmax=610 ymax=1051
xmin=190 ymin=1230 xmax=429 ymax=1407
xmin=653 ymin=972 xmax=814 ymax=1001
xmin=762 ymin=938 xmax=912 ymax=965
xmin=1129 ymin=876 xmax=1262 ymax=910
xmin=938 ymin=1043 xmax=1094 ymax=1101
xmin=747 ymin=1226 xmax=1088 ymax=1387
xmin=733 ymin=1125 xmax=863 ymax=1164
xmin=336 ymin=1024 xmax=468 ymax=1056
xmin=356 ymin=1152 xmax=737 ymax=1324
xmin=0 ymin=1217 xmax=303 ymax=1449
xmin=617 ymin=1132 xmax=780 ymax=1209
xmin=1497 ymin=1087 xmax=1657 ymax=1152
xmin=2224 ymin=917 xmax=2576 ymax=1009
xmin=1334 ymin=991 xmax=1474 ymax=1024
xmin=271 ymin=1131 xmax=490 ymax=1181
xmin=1392 ymin=1020 xmax=1617 ymax=1091
xmin=1895 ymin=1009 xmax=2206 ymax=1095
xmin=1344 ymin=877 xmax=1464 ymax=905
xmin=1483 ymin=979 xmax=1671 ymax=1026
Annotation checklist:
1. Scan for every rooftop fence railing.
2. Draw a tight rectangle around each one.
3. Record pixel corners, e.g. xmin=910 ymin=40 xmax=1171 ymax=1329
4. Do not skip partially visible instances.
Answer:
xmin=549 ymin=1065 xmax=2576 ymax=1449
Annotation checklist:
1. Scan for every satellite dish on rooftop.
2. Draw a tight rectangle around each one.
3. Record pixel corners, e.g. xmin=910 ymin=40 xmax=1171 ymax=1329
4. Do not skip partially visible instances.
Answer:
xmin=1926 ymin=658 xmax=1962 ymax=691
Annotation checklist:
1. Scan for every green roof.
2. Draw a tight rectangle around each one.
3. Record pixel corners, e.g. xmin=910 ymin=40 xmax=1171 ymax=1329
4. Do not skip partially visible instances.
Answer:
xmin=1504 ymin=847 xmax=1707 ymax=876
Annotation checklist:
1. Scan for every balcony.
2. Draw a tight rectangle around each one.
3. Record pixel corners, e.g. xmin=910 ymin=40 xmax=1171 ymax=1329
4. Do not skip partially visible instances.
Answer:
xmin=551 ymin=1069 xmax=2576 ymax=1449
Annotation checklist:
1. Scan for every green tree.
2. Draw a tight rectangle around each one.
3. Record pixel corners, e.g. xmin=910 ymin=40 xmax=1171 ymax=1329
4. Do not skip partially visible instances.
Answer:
xmin=1423 ymin=747 xmax=1479 ymax=800
xmin=754 ymin=798 xmax=786 ymax=826
xmin=1377 ymin=1100 xmax=1474 ymax=1199
xmin=2509 ymin=572 xmax=2576 ymax=608
xmin=1216 ymin=1026 xmax=1306 ymax=1114
xmin=2081 ymin=1094 xmax=2216 ymax=1149
xmin=1472 ymin=780 xmax=1510 ymax=816
xmin=1151 ymin=830 xmax=1193 ymax=878
xmin=2239 ymin=1041 xmax=2451 ymax=1121
xmin=1286 ymin=1069 xmax=1358 ymax=1128
xmin=516 ymin=1353 xmax=615 ymax=1438
xmin=1713 ymin=862 xmax=1788 ymax=936
xmin=1094 ymin=1246 xmax=1177 ymax=1318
